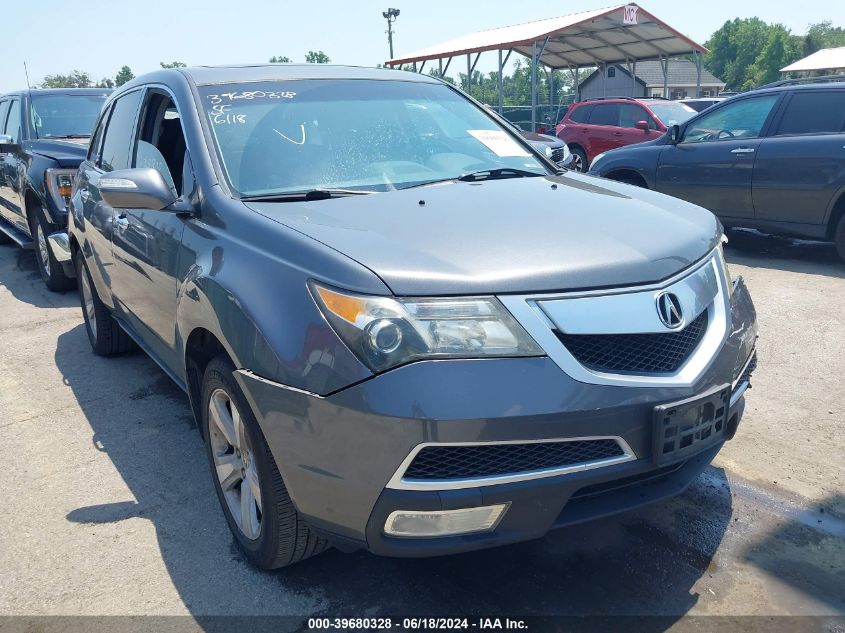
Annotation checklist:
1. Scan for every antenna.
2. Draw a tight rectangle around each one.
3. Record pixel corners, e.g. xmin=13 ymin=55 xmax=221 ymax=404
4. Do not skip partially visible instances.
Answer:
xmin=23 ymin=61 xmax=32 ymax=90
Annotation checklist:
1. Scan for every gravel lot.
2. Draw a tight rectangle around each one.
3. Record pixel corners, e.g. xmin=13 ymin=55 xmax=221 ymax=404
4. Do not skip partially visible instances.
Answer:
xmin=0 ymin=230 xmax=843 ymax=624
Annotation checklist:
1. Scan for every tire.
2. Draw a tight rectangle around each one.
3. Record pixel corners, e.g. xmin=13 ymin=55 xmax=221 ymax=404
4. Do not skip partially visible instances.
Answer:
xmin=75 ymin=251 xmax=136 ymax=356
xmin=202 ymin=356 xmax=328 ymax=569
xmin=570 ymin=146 xmax=588 ymax=172
xmin=835 ymin=214 xmax=845 ymax=262
xmin=30 ymin=205 xmax=75 ymax=292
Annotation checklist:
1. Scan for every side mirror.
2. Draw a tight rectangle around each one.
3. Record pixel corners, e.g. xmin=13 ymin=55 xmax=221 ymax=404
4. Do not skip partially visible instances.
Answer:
xmin=669 ymin=124 xmax=681 ymax=144
xmin=635 ymin=120 xmax=649 ymax=131
xmin=0 ymin=134 xmax=17 ymax=151
xmin=99 ymin=168 xmax=177 ymax=210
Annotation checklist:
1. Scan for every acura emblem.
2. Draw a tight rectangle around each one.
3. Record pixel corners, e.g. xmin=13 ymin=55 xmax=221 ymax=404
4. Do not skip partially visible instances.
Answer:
xmin=656 ymin=292 xmax=684 ymax=329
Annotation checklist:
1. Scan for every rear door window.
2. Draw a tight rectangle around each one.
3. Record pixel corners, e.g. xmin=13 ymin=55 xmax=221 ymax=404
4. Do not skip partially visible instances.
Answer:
xmin=0 ymin=101 xmax=9 ymax=134
xmin=588 ymin=103 xmax=620 ymax=126
xmin=87 ymin=103 xmax=113 ymax=165
xmin=99 ymin=90 xmax=143 ymax=172
xmin=774 ymin=91 xmax=845 ymax=136
xmin=568 ymin=105 xmax=593 ymax=123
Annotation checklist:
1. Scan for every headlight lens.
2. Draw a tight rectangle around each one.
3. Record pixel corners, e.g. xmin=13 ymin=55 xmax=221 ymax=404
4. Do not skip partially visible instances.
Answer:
xmin=311 ymin=283 xmax=543 ymax=372
xmin=45 ymin=168 xmax=77 ymax=212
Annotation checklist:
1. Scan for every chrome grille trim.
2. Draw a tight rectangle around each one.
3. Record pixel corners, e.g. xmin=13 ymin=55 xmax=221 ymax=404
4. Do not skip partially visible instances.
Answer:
xmin=386 ymin=436 xmax=636 ymax=491
xmin=499 ymin=249 xmax=731 ymax=388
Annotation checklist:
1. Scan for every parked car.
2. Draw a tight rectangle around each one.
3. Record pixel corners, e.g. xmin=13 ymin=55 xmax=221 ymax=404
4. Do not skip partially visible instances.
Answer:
xmin=588 ymin=77 xmax=845 ymax=260
xmin=520 ymin=129 xmax=573 ymax=168
xmin=0 ymin=89 xmax=110 ymax=289
xmin=555 ymin=97 xmax=696 ymax=171
xmin=680 ymin=97 xmax=726 ymax=112
xmin=69 ymin=65 xmax=757 ymax=569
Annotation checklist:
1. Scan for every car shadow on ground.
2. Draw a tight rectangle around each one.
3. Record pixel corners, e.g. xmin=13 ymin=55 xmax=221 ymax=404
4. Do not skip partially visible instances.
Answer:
xmin=54 ymin=323 xmax=738 ymax=628
xmin=0 ymin=246 xmax=78 ymax=309
xmin=723 ymin=228 xmax=844 ymax=279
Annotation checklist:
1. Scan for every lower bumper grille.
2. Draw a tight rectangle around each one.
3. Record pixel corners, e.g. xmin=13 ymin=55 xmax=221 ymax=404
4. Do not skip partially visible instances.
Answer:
xmin=555 ymin=310 xmax=709 ymax=374
xmin=403 ymin=439 xmax=626 ymax=481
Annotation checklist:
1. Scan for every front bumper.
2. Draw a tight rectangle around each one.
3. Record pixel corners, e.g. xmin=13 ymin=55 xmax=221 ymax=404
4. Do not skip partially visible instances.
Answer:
xmin=234 ymin=277 xmax=757 ymax=555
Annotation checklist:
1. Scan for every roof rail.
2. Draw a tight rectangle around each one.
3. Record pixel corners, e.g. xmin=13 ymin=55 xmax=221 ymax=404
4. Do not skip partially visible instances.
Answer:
xmin=579 ymin=96 xmax=637 ymax=102
xmin=759 ymin=74 xmax=845 ymax=89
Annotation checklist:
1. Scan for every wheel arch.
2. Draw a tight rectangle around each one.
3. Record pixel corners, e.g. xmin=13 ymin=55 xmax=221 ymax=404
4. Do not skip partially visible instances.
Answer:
xmin=826 ymin=188 xmax=845 ymax=240
xmin=605 ymin=169 xmax=649 ymax=188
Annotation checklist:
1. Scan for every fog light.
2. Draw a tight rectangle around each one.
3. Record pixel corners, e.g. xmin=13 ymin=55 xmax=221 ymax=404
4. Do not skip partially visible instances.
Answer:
xmin=384 ymin=503 xmax=509 ymax=538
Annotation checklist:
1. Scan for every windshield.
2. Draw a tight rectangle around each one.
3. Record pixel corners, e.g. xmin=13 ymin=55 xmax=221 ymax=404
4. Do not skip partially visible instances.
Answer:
xmin=648 ymin=102 xmax=696 ymax=127
xmin=198 ymin=79 xmax=547 ymax=197
xmin=30 ymin=93 xmax=108 ymax=138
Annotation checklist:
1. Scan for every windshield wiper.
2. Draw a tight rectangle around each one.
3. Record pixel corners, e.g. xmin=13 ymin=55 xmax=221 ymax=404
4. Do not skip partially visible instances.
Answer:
xmin=401 ymin=167 xmax=545 ymax=190
xmin=240 ymin=188 xmax=378 ymax=202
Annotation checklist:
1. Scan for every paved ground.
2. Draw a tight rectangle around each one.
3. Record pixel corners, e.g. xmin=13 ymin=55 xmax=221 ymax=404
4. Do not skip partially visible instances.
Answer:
xmin=0 ymin=230 xmax=843 ymax=624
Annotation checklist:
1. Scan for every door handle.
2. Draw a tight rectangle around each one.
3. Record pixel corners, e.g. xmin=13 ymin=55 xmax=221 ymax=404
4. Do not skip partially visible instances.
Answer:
xmin=114 ymin=214 xmax=129 ymax=230
xmin=613 ymin=131 xmax=623 ymax=136
xmin=731 ymin=148 xmax=755 ymax=154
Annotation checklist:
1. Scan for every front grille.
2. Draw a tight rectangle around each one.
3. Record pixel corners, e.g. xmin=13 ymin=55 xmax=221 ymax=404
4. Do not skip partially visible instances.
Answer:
xmin=403 ymin=439 xmax=625 ymax=481
xmin=551 ymin=147 xmax=565 ymax=163
xmin=555 ymin=310 xmax=709 ymax=374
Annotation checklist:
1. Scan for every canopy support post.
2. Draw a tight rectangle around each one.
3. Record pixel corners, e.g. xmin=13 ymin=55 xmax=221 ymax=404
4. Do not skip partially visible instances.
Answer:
xmin=531 ymin=37 xmax=550 ymax=132
xmin=438 ymin=58 xmax=443 ymax=77
xmin=660 ymin=56 xmax=669 ymax=98
xmin=418 ymin=60 xmax=426 ymax=74
xmin=466 ymin=53 xmax=471 ymax=96
xmin=497 ymin=49 xmax=504 ymax=114
xmin=694 ymin=51 xmax=702 ymax=97
xmin=443 ymin=57 xmax=452 ymax=76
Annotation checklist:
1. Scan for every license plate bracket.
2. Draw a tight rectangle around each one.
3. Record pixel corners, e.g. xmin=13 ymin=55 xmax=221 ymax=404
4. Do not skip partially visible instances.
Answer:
xmin=652 ymin=385 xmax=731 ymax=465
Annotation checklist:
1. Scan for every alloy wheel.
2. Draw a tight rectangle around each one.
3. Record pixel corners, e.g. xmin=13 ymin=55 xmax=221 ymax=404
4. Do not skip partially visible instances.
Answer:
xmin=37 ymin=224 xmax=50 ymax=276
xmin=208 ymin=388 xmax=262 ymax=540
xmin=79 ymin=268 xmax=98 ymax=338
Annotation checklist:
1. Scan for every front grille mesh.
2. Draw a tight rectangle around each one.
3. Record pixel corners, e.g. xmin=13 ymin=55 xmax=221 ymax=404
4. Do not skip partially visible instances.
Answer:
xmin=555 ymin=310 xmax=709 ymax=374
xmin=551 ymin=147 xmax=565 ymax=163
xmin=403 ymin=439 xmax=625 ymax=481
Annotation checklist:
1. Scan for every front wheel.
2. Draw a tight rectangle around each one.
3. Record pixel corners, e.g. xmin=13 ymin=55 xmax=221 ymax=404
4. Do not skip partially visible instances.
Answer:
xmin=202 ymin=356 xmax=328 ymax=569
xmin=31 ymin=206 xmax=74 ymax=292
xmin=569 ymin=146 xmax=588 ymax=172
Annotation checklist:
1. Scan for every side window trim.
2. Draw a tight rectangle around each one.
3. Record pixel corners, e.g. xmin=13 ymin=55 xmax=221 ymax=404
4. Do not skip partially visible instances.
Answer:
xmin=88 ymin=103 xmax=114 ymax=168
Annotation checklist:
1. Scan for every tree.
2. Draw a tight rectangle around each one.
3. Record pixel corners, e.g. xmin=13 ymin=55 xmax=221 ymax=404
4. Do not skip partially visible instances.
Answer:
xmin=96 ymin=77 xmax=115 ymax=89
xmin=39 ymin=70 xmax=94 ymax=88
xmin=269 ymin=55 xmax=291 ymax=63
xmin=704 ymin=18 xmax=805 ymax=90
xmin=160 ymin=61 xmax=187 ymax=69
xmin=304 ymin=50 xmax=330 ymax=64
xmin=115 ymin=66 xmax=135 ymax=87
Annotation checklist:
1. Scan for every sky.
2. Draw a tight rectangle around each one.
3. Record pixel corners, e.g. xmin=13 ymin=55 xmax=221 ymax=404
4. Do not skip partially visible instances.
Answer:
xmin=1 ymin=0 xmax=836 ymax=93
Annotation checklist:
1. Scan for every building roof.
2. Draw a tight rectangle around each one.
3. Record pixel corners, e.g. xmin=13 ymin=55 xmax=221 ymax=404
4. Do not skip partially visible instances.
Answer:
xmin=581 ymin=59 xmax=725 ymax=87
xmin=386 ymin=4 xmax=707 ymax=70
xmin=781 ymin=47 xmax=845 ymax=73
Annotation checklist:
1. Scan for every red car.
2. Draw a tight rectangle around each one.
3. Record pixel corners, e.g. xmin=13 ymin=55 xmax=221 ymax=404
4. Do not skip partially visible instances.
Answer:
xmin=555 ymin=97 xmax=696 ymax=172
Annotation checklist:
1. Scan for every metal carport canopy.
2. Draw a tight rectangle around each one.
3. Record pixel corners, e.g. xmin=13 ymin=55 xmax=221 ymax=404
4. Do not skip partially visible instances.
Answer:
xmin=385 ymin=4 xmax=706 ymax=70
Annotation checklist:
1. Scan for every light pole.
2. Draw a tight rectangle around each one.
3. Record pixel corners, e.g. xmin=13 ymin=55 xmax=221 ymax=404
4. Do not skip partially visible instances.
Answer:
xmin=382 ymin=8 xmax=400 ymax=59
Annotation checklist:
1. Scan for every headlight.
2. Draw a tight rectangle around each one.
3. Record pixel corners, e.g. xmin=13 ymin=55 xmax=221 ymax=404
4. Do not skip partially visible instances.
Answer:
xmin=45 ymin=168 xmax=77 ymax=212
xmin=311 ymin=283 xmax=543 ymax=372
xmin=716 ymin=240 xmax=733 ymax=296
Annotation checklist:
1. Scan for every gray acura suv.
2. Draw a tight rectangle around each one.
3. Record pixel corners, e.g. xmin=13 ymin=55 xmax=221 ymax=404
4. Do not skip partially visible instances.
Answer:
xmin=68 ymin=65 xmax=758 ymax=569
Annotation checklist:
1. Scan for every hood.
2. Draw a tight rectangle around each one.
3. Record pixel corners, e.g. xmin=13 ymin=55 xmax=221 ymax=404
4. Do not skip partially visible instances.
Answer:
xmin=246 ymin=173 xmax=720 ymax=296
xmin=520 ymin=131 xmax=562 ymax=146
xmin=25 ymin=138 xmax=90 ymax=168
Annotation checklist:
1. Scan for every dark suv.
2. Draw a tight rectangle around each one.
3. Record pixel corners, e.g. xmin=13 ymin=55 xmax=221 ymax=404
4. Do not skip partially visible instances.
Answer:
xmin=555 ymin=97 xmax=696 ymax=171
xmin=69 ymin=65 xmax=757 ymax=569
xmin=589 ymin=78 xmax=845 ymax=259
xmin=0 ymin=89 xmax=110 ymax=289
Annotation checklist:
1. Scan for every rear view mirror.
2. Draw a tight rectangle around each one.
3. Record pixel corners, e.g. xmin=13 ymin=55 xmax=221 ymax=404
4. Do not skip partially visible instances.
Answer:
xmin=669 ymin=124 xmax=681 ymax=144
xmin=635 ymin=120 xmax=649 ymax=131
xmin=99 ymin=168 xmax=177 ymax=210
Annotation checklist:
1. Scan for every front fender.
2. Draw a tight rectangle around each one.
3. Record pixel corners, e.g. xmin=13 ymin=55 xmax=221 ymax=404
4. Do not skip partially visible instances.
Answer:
xmin=590 ymin=147 xmax=663 ymax=189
